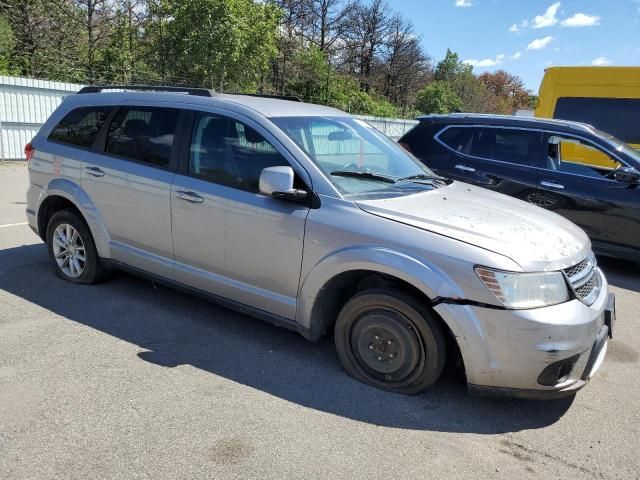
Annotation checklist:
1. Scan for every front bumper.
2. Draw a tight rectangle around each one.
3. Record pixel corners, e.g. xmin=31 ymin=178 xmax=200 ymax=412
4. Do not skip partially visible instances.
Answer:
xmin=434 ymin=268 xmax=612 ymax=399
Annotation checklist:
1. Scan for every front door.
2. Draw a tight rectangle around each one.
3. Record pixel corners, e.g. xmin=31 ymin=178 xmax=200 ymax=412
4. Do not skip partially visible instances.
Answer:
xmin=537 ymin=133 xmax=640 ymax=254
xmin=171 ymin=110 xmax=309 ymax=319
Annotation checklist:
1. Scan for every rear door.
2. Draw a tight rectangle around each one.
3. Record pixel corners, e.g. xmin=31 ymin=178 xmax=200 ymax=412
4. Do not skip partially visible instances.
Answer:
xmin=81 ymin=105 xmax=184 ymax=278
xmin=431 ymin=125 xmax=543 ymax=199
xmin=537 ymin=132 xmax=640 ymax=254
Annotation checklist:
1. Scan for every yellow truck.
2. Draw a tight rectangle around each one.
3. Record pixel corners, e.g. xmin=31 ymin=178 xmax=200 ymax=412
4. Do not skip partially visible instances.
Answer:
xmin=535 ymin=66 xmax=640 ymax=169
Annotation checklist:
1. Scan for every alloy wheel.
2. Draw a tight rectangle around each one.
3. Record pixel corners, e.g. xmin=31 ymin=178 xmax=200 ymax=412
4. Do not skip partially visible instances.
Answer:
xmin=52 ymin=223 xmax=86 ymax=279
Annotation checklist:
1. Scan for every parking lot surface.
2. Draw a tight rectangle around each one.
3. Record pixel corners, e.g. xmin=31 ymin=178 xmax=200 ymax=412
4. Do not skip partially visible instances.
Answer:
xmin=1 ymin=162 xmax=639 ymax=479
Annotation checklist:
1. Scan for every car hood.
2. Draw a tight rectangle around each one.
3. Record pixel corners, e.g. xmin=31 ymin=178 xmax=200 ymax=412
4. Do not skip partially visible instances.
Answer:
xmin=355 ymin=181 xmax=590 ymax=271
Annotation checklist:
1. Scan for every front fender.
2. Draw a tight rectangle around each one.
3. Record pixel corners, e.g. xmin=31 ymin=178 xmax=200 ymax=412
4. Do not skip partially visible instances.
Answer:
xmin=296 ymin=245 xmax=466 ymax=334
xmin=37 ymin=178 xmax=111 ymax=258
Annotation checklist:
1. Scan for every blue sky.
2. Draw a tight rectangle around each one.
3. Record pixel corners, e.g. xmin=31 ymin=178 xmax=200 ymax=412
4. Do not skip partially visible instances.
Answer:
xmin=392 ymin=0 xmax=640 ymax=92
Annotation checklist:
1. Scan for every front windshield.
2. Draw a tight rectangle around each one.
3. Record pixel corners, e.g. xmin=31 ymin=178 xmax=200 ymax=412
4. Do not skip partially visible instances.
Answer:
xmin=596 ymin=129 xmax=640 ymax=165
xmin=271 ymin=116 xmax=440 ymax=196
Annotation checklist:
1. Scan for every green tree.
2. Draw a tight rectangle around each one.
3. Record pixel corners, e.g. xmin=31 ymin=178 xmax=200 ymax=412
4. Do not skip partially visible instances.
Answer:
xmin=168 ymin=0 xmax=280 ymax=91
xmin=0 ymin=16 xmax=15 ymax=74
xmin=415 ymin=80 xmax=462 ymax=114
xmin=434 ymin=48 xmax=471 ymax=83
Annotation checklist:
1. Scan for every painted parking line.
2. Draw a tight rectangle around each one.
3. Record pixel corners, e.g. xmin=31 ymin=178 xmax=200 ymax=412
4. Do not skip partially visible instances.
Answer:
xmin=0 ymin=222 xmax=28 ymax=228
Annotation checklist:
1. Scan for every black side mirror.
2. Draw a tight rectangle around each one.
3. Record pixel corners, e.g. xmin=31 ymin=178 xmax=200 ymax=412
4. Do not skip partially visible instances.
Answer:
xmin=614 ymin=166 xmax=640 ymax=184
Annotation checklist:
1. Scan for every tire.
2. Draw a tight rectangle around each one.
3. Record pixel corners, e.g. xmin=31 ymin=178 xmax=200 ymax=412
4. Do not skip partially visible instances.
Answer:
xmin=46 ymin=209 xmax=106 ymax=284
xmin=334 ymin=288 xmax=446 ymax=395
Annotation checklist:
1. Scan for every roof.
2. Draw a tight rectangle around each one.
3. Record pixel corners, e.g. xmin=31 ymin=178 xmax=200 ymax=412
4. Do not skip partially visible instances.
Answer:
xmin=66 ymin=88 xmax=348 ymax=118
xmin=416 ymin=113 xmax=596 ymax=134
xmin=219 ymin=93 xmax=347 ymax=117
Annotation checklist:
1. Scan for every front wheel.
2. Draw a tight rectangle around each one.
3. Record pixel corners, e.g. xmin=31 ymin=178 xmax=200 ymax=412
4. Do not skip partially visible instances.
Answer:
xmin=334 ymin=289 xmax=446 ymax=395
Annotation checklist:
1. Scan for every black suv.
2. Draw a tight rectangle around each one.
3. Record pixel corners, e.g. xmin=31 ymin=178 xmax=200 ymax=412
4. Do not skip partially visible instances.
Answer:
xmin=399 ymin=114 xmax=640 ymax=262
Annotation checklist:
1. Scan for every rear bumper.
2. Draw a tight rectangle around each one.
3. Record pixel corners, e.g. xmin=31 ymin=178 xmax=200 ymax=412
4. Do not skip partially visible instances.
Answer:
xmin=26 ymin=183 xmax=42 ymax=236
xmin=434 ymin=269 xmax=611 ymax=398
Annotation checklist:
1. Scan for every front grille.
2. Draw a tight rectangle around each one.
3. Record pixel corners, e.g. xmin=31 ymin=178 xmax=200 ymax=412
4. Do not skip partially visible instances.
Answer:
xmin=564 ymin=257 xmax=590 ymax=279
xmin=563 ymin=252 xmax=600 ymax=306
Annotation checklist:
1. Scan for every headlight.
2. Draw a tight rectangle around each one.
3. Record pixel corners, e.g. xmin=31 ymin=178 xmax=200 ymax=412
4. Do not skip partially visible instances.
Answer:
xmin=475 ymin=267 xmax=570 ymax=309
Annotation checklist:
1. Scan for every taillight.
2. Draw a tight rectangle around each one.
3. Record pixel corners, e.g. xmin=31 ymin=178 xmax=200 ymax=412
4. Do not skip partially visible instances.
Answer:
xmin=25 ymin=142 xmax=35 ymax=162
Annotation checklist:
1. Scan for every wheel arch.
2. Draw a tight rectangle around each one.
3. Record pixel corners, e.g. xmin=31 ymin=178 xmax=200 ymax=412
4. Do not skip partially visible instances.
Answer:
xmin=36 ymin=178 xmax=110 ymax=258
xmin=297 ymin=247 xmax=465 ymax=342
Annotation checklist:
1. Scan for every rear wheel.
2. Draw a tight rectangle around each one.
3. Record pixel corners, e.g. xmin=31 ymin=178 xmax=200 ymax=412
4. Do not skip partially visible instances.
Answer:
xmin=46 ymin=210 xmax=105 ymax=284
xmin=334 ymin=289 xmax=446 ymax=395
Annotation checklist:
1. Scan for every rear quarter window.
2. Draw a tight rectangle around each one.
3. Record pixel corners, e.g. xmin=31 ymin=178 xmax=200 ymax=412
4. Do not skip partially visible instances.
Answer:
xmin=399 ymin=123 xmax=439 ymax=155
xmin=554 ymin=97 xmax=640 ymax=145
xmin=48 ymin=107 xmax=112 ymax=148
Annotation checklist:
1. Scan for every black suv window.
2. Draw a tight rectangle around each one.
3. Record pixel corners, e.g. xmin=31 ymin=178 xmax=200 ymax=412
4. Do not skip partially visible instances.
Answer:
xmin=554 ymin=97 xmax=640 ymax=145
xmin=547 ymin=135 xmax=622 ymax=178
xmin=189 ymin=113 xmax=288 ymax=192
xmin=106 ymin=107 xmax=180 ymax=167
xmin=439 ymin=127 xmax=540 ymax=166
xmin=48 ymin=107 xmax=111 ymax=148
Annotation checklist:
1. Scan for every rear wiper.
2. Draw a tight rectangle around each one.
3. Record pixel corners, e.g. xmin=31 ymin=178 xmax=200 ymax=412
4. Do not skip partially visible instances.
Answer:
xmin=397 ymin=173 xmax=450 ymax=184
xmin=330 ymin=170 xmax=397 ymax=183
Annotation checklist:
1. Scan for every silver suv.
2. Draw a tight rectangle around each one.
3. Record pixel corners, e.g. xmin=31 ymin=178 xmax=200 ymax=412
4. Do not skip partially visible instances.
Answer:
xmin=25 ymin=86 xmax=615 ymax=399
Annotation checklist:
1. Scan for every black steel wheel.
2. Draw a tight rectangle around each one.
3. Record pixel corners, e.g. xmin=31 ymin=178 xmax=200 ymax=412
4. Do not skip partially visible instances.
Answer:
xmin=335 ymin=289 xmax=446 ymax=395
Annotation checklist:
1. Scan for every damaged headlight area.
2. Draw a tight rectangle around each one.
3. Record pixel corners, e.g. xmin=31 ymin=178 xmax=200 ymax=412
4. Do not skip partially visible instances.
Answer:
xmin=475 ymin=267 xmax=570 ymax=309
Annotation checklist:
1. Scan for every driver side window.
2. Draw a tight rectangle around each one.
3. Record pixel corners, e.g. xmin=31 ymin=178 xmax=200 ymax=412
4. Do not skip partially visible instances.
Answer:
xmin=547 ymin=135 xmax=622 ymax=178
xmin=189 ymin=113 xmax=289 ymax=192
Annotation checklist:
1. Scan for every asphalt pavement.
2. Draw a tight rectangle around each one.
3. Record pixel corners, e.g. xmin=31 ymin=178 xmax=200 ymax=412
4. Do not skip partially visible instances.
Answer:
xmin=1 ymin=161 xmax=639 ymax=479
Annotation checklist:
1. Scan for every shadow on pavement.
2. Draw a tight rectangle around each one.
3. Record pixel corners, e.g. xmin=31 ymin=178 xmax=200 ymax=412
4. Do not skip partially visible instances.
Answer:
xmin=597 ymin=256 xmax=640 ymax=293
xmin=1 ymin=243 xmax=575 ymax=434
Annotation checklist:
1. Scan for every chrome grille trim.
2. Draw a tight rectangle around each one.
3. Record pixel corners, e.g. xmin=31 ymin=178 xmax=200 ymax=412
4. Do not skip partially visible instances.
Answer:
xmin=563 ymin=252 xmax=600 ymax=306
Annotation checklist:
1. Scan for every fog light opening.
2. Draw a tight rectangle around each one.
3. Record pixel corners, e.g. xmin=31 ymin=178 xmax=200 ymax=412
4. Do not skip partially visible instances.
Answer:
xmin=537 ymin=354 xmax=580 ymax=387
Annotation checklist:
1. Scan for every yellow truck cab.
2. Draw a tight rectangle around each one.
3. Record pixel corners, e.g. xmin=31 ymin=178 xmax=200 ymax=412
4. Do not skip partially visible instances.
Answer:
xmin=536 ymin=66 xmax=640 ymax=168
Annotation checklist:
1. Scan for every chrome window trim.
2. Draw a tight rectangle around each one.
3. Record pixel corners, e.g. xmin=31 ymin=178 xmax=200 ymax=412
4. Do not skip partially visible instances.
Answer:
xmin=433 ymin=124 xmax=631 ymax=182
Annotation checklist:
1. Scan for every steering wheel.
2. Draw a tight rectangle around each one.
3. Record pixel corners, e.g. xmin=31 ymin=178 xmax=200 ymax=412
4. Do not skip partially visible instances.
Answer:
xmin=605 ymin=163 xmax=622 ymax=179
xmin=341 ymin=162 xmax=381 ymax=174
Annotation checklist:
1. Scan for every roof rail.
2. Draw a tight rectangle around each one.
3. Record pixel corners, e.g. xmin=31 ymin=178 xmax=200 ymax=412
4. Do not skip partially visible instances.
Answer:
xmin=418 ymin=112 xmax=595 ymax=133
xmin=77 ymin=85 xmax=216 ymax=97
xmin=230 ymin=93 xmax=302 ymax=102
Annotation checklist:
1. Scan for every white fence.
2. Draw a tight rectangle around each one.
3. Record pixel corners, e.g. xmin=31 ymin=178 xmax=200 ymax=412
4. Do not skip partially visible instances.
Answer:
xmin=0 ymin=76 xmax=83 ymax=160
xmin=0 ymin=75 xmax=417 ymax=160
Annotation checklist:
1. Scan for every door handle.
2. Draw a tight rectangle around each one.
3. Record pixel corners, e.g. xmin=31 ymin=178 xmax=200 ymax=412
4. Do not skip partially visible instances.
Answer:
xmin=540 ymin=181 xmax=565 ymax=190
xmin=455 ymin=164 xmax=476 ymax=173
xmin=176 ymin=191 xmax=204 ymax=204
xmin=84 ymin=166 xmax=105 ymax=177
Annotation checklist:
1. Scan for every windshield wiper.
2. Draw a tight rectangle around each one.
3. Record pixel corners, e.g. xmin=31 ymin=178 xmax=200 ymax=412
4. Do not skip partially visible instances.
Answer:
xmin=397 ymin=173 xmax=449 ymax=183
xmin=330 ymin=170 xmax=397 ymax=183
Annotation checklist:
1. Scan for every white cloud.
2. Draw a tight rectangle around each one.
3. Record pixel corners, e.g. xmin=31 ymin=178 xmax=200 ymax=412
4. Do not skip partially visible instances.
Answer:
xmin=527 ymin=36 xmax=554 ymax=50
xmin=510 ymin=19 xmax=529 ymax=33
xmin=561 ymin=13 xmax=601 ymax=27
xmin=455 ymin=0 xmax=473 ymax=7
xmin=464 ymin=53 xmax=506 ymax=68
xmin=532 ymin=2 xmax=561 ymax=28
xmin=591 ymin=57 xmax=612 ymax=66
xmin=510 ymin=51 xmax=522 ymax=60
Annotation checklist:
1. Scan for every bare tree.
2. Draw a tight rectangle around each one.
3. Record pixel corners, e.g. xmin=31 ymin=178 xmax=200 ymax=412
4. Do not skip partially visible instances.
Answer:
xmin=378 ymin=13 xmax=431 ymax=110
xmin=342 ymin=0 xmax=391 ymax=92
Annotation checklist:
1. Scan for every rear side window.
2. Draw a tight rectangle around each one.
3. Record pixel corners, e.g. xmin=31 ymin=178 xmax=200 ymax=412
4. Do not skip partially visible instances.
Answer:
xmin=48 ymin=107 xmax=111 ymax=148
xmin=398 ymin=123 xmax=433 ymax=155
xmin=106 ymin=107 xmax=180 ymax=167
xmin=439 ymin=127 xmax=541 ymax=166
xmin=554 ymin=97 xmax=640 ymax=145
